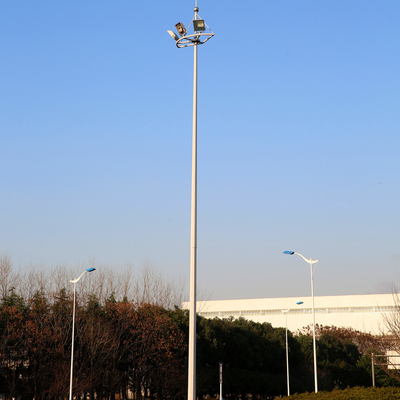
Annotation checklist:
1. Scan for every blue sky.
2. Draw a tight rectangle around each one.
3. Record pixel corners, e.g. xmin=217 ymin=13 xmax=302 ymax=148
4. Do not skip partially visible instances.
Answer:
xmin=1 ymin=1 xmax=399 ymax=301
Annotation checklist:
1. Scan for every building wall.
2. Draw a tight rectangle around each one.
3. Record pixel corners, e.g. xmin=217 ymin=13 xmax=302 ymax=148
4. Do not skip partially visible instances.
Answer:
xmin=182 ymin=293 xmax=397 ymax=334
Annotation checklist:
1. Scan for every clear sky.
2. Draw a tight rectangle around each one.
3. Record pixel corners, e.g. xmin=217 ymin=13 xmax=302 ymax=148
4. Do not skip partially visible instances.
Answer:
xmin=1 ymin=1 xmax=399 ymax=301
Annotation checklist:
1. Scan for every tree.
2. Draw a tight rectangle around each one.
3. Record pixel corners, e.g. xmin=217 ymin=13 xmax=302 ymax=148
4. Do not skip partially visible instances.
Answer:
xmin=23 ymin=291 xmax=54 ymax=399
xmin=0 ymin=288 xmax=28 ymax=398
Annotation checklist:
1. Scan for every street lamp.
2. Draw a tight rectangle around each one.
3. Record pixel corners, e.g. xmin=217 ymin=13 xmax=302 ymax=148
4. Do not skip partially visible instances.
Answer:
xmin=283 ymin=251 xmax=319 ymax=393
xmin=69 ymin=267 xmax=96 ymax=400
xmin=167 ymin=4 xmax=214 ymax=400
xmin=282 ymin=301 xmax=303 ymax=397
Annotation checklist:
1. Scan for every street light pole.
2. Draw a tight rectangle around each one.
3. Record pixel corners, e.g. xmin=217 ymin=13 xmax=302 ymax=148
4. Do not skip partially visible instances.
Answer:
xmin=285 ymin=311 xmax=290 ymax=395
xmin=284 ymin=251 xmax=319 ymax=393
xmin=167 ymin=5 xmax=213 ymax=400
xmin=69 ymin=267 xmax=95 ymax=400
xmin=188 ymin=27 xmax=198 ymax=400
xmin=282 ymin=301 xmax=303 ymax=397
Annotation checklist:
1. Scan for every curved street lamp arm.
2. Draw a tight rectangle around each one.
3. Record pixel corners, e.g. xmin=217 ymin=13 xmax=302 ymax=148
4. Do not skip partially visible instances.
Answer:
xmin=293 ymin=252 xmax=319 ymax=264
xmin=70 ymin=271 xmax=86 ymax=284
xmin=70 ymin=267 xmax=96 ymax=284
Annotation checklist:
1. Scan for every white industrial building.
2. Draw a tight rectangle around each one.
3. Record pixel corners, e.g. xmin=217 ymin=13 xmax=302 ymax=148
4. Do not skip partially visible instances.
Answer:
xmin=182 ymin=293 xmax=398 ymax=334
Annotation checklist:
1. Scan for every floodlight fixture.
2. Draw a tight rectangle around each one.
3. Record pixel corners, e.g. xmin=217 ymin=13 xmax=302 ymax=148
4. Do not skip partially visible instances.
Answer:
xmin=193 ymin=19 xmax=206 ymax=32
xmin=167 ymin=13 xmax=213 ymax=48
xmin=175 ymin=22 xmax=187 ymax=37
xmin=167 ymin=30 xmax=179 ymax=41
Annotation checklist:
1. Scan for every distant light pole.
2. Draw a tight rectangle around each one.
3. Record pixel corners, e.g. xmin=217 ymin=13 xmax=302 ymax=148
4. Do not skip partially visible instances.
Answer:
xmin=219 ymin=362 xmax=223 ymax=400
xmin=167 ymin=3 xmax=214 ymax=400
xmin=284 ymin=251 xmax=319 ymax=393
xmin=69 ymin=267 xmax=96 ymax=400
xmin=282 ymin=301 xmax=303 ymax=396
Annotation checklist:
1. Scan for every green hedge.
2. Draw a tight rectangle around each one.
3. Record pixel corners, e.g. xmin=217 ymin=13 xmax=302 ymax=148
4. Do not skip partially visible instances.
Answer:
xmin=288 ymin=386 xmax=400 ymax=399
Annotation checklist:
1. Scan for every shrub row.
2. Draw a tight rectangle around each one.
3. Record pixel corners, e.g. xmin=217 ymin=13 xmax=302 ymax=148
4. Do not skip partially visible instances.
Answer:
xmin=288 ymin=386 xmax=400 ymax=399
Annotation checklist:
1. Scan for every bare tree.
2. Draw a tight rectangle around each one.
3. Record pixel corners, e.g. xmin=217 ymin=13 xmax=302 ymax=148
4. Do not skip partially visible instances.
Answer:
xmin=133 ymin=260 xmax=185 ymax=309
xmin=1 ymin=254 xmax=186 ymax=309
xmin=0 ymin=252 xmax=19 ymax=300
xmin=19 ymin=263 xmax=49 ymax=301
xmin=48 ymin=263 xmax=70 ymax=296
xmin=374 ymin=289 xmax=400 ymax=380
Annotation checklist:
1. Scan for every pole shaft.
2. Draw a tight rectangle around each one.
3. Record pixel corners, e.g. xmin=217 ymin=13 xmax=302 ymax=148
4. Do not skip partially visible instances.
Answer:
xmin=311 ymin=261 xmax=318 ymax=393
xmin=372 ymin=353 xmax=375 ymax=387
xmin=69 ymin=283 xmax=76 ymax=400
xmin=188 ymin=41 xmax=198 ymax=400
xmin=286 ymin=313 xmax=290 ymax=396
xmin=220 ymin=362 xmax=223 ymax=400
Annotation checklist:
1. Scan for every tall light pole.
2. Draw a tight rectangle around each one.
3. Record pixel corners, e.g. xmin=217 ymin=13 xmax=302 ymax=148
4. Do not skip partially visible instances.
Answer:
xmin=282 ymin=301 xmax=303 ymax=397
xmin=69 ymin=267 xmax=96 ymax=400
xmin=167 ymin=4 xmax=214 ymax=400
xmin=284 ymin=251 xmax=319 ymax=393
